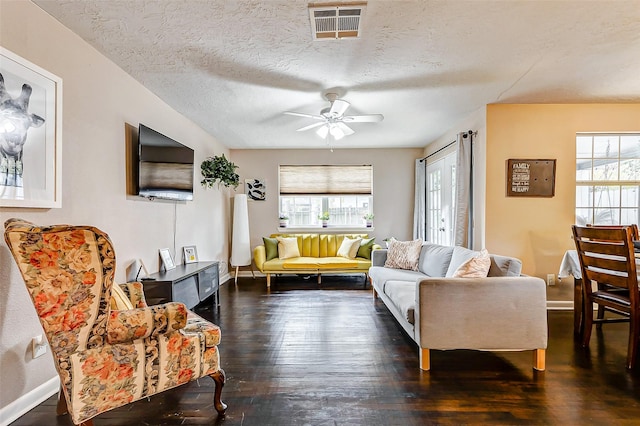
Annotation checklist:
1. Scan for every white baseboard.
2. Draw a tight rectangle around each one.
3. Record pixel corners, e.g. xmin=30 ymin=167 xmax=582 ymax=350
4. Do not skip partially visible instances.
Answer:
xmin=0 ymin=376 xmax=59 ymax=426
xmin=547 ymin=300 xmax=574 ymax=310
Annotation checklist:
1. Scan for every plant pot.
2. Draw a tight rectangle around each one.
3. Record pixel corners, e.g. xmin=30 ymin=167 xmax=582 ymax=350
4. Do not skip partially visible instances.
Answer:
xmin=279 ymin=220 xmax=289 ymax=228
xmin=322 ymin=220 xmax=329 ymax=228
xmin=366 ymin=221 xmax=373 ymax=227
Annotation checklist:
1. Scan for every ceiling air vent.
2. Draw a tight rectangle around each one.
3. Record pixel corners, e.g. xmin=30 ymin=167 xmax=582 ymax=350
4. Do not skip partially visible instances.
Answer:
xmin=308 ymin=2 xmax=366 ymax=40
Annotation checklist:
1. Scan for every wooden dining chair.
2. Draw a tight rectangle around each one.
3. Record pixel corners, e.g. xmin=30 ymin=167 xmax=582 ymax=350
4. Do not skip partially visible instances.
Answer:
xmin=572 ymin=225 xmax=640 ymax=369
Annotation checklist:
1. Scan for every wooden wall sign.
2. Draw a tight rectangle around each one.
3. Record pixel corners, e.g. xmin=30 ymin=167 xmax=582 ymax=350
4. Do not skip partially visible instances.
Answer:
xmin=506 ymin=159 xmax=556 ymax=197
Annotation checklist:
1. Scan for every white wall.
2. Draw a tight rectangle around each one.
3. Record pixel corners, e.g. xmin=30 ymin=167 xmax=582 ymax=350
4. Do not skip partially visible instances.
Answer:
xmin=0 ymin=1 xmax=232 ymax=420
xmin=229 ymin=148 xmax=424 ymax=254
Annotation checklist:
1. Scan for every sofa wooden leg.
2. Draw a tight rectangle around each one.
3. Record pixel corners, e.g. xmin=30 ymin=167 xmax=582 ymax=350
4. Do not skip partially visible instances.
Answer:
xmin=372 ymin=287 xmax=377 ymax=299
xmin=210 ymin=369 xmax=227 ymax=415
xmin=266 ymin=274 xmax=271 ymax=288
xmin=533 ymin=349 xmax=546 ymax=371
xmin=317 ymin=274 xmax=321 ymax=284
xmin=420 ymin=348 xmax=431 ymax=371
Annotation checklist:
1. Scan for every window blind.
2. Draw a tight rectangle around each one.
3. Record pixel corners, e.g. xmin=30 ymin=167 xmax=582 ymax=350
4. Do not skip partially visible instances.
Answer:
xmin=279 ymin=165 xmax=373 ymax=195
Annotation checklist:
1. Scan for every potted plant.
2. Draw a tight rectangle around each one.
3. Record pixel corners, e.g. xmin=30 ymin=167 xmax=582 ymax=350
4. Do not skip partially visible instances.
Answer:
xmin=279 ymin=214 xmax=289 ymax=228
xmin=363 ymin=213 xmax=374 ymax=227
xmin=200 ymin=154 xmax=240 ymax=189
xmin=318 ymin=212 xmax=330 ymax=228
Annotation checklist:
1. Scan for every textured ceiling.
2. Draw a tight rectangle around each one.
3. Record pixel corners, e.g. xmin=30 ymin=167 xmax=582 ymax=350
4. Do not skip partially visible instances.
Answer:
xmin=34 ymin=0 xmax=640 ymax=149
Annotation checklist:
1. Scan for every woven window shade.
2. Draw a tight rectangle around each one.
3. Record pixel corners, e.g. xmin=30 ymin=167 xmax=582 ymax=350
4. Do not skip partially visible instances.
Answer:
xmin=279 ymin=165 xmax=372 ymax=195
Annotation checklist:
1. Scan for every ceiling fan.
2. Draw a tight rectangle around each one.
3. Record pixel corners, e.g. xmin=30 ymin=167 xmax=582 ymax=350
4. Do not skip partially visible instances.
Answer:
xmin=284 ymin=93 xmax=384 ymax=140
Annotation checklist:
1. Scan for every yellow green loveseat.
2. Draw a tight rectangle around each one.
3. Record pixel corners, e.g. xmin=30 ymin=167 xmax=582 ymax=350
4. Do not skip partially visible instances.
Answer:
xmin=253 ymin=233 xmax=380 ymax=287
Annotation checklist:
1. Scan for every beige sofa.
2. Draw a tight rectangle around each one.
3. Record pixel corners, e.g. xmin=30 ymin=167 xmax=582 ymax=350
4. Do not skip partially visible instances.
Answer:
xmin=253 ymin=233 xmax=380 ymax=287
xmin=368 ymin=242 xmax=548 ymax=371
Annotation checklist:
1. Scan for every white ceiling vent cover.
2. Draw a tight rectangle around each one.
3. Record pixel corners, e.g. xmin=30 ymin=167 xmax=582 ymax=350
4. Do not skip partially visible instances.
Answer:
xmin=309 ymin=2 xmax=366 ymax=40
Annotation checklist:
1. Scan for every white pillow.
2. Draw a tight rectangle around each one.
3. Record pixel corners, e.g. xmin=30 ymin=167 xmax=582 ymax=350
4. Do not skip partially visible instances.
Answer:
xmin=337 ymin=237 xmax=362 ymax=259
xmin=384 ymin=238 xmax=423 ymax=271
xmin=277 ymin=237 xmax=301 ymax=259
xmin=452 ymin=249 xmax=491 ymax=278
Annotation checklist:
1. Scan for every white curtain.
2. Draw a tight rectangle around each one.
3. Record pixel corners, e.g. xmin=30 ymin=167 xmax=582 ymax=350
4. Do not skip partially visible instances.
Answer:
xmin=453 ymin=132 xmax=473 ymax=248
xmin=413 ymin=158 xmax=426 ymax=240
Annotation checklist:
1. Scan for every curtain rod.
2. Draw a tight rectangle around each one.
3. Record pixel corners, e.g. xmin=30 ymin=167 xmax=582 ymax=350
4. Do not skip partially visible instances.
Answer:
xmin=420 ymin=130 xmax=476 ymax=162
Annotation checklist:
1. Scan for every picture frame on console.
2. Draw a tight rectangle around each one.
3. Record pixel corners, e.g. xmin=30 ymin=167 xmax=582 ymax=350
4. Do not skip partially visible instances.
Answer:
xmin=183 ymin=246 xmax=198 ymax=264
xmin=159 ymin=248 xmax=175 ymax=271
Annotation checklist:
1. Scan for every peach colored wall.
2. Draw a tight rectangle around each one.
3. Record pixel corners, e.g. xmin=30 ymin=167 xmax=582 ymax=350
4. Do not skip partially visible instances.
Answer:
xmin=486 ymin=104 xmax=640 ymax=280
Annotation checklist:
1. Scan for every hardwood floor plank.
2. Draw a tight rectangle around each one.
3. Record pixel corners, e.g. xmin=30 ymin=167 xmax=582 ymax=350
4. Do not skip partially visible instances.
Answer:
xmin=10 ymin=275 xmax=640 ymax=425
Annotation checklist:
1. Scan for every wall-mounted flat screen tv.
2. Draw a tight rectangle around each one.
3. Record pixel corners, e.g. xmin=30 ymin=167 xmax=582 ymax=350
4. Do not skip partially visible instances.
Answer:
xmin=137 ymin=124 xmax=194 ymax=201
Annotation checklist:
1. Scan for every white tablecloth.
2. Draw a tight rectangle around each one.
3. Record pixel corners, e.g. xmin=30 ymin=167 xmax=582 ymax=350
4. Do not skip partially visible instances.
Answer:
xmin=558 ymin=250 xmax=581 ymax=279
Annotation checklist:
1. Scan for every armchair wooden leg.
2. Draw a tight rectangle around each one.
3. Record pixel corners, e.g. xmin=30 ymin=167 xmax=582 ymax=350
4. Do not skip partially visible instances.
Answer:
xmin=533 ymin=349 xmax=546 ymax=371
xmin=56 ymin=386 xmax=68 ymax=416
xmin=210 ymin=369 xmax=227 ymax=415
xmin=420 ymin=348 xmax=430 ymax=371
xmin=266 ymin=274 xmax=271 ymax=288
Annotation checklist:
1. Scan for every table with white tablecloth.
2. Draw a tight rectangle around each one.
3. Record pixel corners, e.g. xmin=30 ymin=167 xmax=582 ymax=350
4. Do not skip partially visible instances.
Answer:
xmin=558 ymin=250 xmax=584 ymax=337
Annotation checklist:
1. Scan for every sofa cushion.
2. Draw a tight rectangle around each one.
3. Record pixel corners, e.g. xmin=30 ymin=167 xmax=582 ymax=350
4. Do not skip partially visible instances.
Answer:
xmin=277 ymin=237 xmax=300 ymax=259
xmin=418 ymin=243 xmax=454 ymax=277
xmin=263 ymin=237 xmax=279 ymax=261
xmin=488 ymin=254 xmax=523 ymax=277
xmin=357 ymin=237 xmax=376 ymax=259
xmin=368 ymin=266 xmax=426 ymax=291
xmin=445 ymin=246 xmax=480 ymax=277
xmin=452 ymin=249 xmax=491 ymax=278
xmin=384 ymin=238 xmax=423 ymax=271
xmin=383 ymin=280 xmax=416 ymax=325
xmin=337 ymin=237 xmax=362 ymax=259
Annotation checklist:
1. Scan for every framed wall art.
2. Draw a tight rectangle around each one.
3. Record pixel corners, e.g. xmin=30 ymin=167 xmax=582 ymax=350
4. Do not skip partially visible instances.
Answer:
xmin=506 ymin=159 xmax=556 ymax=197
xmin=246 ymin=178 xmax=265 ymax=201
xmin=0 ymin=47 xmax=62 ymax=208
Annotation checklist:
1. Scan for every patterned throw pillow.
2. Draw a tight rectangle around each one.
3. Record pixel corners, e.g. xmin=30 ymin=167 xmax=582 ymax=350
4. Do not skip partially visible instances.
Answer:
xmin=452 ymin=249 xmax=491 ymax=278
xmin=263 ymin=237 xmax=279 ymax=261
xmin=384 ymin=238 xmax=423 ymax=271
xmin=357 ymin=237 xmax=376 ymax=259
xmin=337 ymin=237 xmax=362 ymax=259
xmin=277 ymin=237 xmax=301 ymax=260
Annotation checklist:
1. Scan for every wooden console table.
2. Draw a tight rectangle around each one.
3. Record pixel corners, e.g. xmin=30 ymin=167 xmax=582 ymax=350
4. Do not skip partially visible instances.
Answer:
xmin=142 ymin=261 xmax=220 ymax=310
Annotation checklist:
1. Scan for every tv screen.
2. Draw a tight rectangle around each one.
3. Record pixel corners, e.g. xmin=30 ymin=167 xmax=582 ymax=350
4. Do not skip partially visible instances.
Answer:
xmin=138 ymin=124 xmax=194 ymax=201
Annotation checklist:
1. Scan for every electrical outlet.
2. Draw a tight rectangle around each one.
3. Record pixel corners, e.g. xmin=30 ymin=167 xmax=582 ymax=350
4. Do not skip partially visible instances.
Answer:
xmin=32 ymin=335 xmax=47 ymax=359
xmin=546 ymin=273 xmax=555 ymax=286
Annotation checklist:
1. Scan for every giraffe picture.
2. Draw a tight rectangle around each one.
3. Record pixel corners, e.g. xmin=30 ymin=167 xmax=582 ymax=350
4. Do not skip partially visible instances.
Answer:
xmin=0 ymin=47 xmax=62 ymax=208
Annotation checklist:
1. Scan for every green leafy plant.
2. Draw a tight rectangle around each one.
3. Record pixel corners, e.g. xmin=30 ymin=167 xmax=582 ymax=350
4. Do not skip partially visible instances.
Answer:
xmin=318 ymin=212 xmax=330 ymax=221
xmin=279 ymin=214 xmax=289 ymax=220
xmin=363 ymin=213 xmax=375 ymax=220
xmin=200 ymin=154 xmax=240 ymax=189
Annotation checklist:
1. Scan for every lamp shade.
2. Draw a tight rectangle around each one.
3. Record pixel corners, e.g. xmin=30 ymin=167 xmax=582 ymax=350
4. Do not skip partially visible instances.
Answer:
xmin=230 ymin=194 xmax=251 ymax=267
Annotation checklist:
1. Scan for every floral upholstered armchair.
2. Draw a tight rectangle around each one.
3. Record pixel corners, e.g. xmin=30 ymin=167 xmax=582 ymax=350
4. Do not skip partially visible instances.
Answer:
xmin=4 ymin=219 xmax=226 ymax=426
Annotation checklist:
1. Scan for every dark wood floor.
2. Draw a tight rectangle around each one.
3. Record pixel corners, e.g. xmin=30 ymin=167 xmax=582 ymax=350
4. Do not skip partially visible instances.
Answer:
xmin=12 ymin=275 xmax=640 ymax=425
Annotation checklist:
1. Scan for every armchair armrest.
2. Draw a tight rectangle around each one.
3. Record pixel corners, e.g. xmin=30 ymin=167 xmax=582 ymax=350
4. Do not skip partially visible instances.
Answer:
xmin=107 ymin=302 xmax=188 ymax=344
xmin=119 ymin=282 xmax=148 ymax=308
xmin=254 ymin=245 xmax=266 ymax=272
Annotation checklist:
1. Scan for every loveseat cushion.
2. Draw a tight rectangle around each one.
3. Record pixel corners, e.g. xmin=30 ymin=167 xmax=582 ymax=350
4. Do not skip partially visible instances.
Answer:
xmin=384 ymin=280 xmax=416 ymax=325
xmin=384 ymin=238 xmax=423 ymax=270
xmin=418 ymin=243 xmax=454 ymax=277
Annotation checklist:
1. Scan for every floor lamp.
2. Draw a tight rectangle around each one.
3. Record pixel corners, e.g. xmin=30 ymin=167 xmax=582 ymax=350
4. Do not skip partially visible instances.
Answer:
xmin=230 ymin=193 xmax=254 ymax=284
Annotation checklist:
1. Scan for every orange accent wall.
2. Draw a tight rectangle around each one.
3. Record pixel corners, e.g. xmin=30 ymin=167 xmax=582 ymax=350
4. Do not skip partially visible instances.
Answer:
xmin=486 ymin=104 xmax=640 ymax=279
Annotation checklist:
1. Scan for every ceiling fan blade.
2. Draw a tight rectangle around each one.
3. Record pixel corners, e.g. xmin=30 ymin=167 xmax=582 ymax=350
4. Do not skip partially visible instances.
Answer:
xmin=342 ymin=114 xmax=384 ymax=123
xmin=296 ymin=122 xmax=326 ymax=132
xmin=329 ymin=99 xmax=350 ymax=117
xmin=336 ymin=122 xmax=355 ymax=136
xmin=284 ymin=111 xmax=324 ymax=120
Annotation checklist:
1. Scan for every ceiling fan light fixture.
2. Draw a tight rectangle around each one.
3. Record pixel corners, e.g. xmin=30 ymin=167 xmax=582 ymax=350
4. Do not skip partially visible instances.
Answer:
xmin=316 ymin=125 xmax=329 ymax=139
xmin=329 ymin=125 xmax=345 ymax=140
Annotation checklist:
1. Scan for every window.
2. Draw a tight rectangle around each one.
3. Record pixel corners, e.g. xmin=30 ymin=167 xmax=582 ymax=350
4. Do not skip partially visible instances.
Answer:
xmin=426 ymin=151 xmax=456 ymax=245
xmin=576 ymin=133 xmax=640 ymax=225
xmin=279 ymin=165 xmax=373 ymax=227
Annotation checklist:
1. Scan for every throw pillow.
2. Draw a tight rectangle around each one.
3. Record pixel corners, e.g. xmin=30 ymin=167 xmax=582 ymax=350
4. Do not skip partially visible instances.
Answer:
xmin=263 ymin=237 xmax=279 ymax=261
xmin=110 ymin=283 xmax=134 ymax=311
xmin=337 ymin=237 xmax=362 ymax=259
xmin=384 ymin=238 xmax=423 ymax=271
xmin=277 ymin=236 xmax=301 ymax=260
xmin=452 ymin=249 xmax=491 ymax=278
xmin=357 ymin=237 xmax=376 ymax=259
